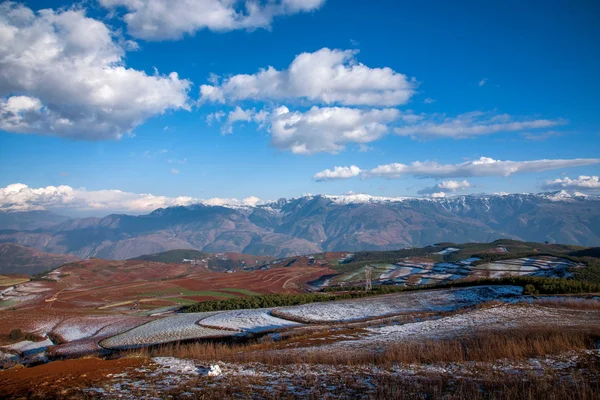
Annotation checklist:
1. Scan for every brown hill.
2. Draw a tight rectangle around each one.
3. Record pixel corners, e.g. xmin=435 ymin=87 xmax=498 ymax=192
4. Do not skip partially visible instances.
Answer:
xmin=0 ymin=243 xmax=80 ymax=275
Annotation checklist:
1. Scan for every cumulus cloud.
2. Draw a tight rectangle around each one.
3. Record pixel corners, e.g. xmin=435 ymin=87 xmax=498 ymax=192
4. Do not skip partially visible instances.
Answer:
xmin=478 ymin=78 xmax=488 ymax=87
xmin=417 ymin=180 xmax=471 ymax=195
xmin=0 ymin=183 xmax=261 ymax=213
xmin=313 ymin=165 xmax=362 ymax=181
xmin=219 ymin=106 xmax=268 ymax=134
xmin=313 ymin=157 xmax=600 ymax=181
xmin=100 ymin=0 xmax=325 ymax=40
xmin=542 ymin=176 xmax=600 ymax=192
xmin=0 ymin=2 xmax=191 ymax=139
xmin=200 ymin=48 xmax=416 ymax=106
xmin=270 ymin=106 xmax=399 ymax=154
xmin=393 ymin=111 xmax=565 ymax=139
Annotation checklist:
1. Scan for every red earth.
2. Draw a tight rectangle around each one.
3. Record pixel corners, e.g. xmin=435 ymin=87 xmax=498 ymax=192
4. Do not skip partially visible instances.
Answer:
xmin=0 ymin=257 xmax=336 ymax=339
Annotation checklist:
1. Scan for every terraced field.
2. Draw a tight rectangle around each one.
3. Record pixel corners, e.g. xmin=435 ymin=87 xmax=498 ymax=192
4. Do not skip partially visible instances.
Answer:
xmin=273 ymin=286 xmax=523 ymax=323
xmin=326 ymin=253 xmax=583 ymax=288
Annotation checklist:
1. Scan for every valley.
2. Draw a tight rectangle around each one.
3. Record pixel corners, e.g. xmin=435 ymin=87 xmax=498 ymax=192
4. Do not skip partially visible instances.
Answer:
xmin=0 ymin=238 xmax=599 ymax=399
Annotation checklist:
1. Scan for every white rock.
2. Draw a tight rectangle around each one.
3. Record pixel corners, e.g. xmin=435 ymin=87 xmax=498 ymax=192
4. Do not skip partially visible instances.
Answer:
xmin=208 ymin=364 xmax=222 ymax=377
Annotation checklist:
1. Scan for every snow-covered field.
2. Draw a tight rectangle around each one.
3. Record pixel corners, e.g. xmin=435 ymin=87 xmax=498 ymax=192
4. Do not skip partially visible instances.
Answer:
xmin=274 ymin=286 xmax=523 ymax=323
xmin=100 ymin=313 xmax=234 ymax=349
xmin=305 ymin=303 xmax=599 ymax=351
xmin=199 ymin=309 xmax=302 ymax=332
xmin=50 ymin=316 xmax=154 ymax=357
xmin=52 ymin=316 xmax=131 ymax=342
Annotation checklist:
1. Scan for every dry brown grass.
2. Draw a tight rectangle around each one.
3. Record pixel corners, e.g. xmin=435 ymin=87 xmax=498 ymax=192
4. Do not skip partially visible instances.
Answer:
xmin=532 ymin=296 xmax=600 ymax=310
xmin=157 ymin=358 xmax=600 ymax=400
xmin=137 ymin=325 xmax=600 ymax=367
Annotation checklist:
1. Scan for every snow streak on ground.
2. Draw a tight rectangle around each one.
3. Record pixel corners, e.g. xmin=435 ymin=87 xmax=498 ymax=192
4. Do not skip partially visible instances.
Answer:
xmin=275 ymin=286 xmax=522 ymax=323
xmin=199 ymin=309 xmax=303 ymax=332
xmin=3 ymin=339 xmax=54 ymax=355
xmin=52 ymin=316 xmax=130 ymax=342
xmin=100 ymin=313 xmax=234 ymax=349
xmin=78 ymin=351 xmax=600 ymax=399
xmin=50 ymin=316 xmax=154 ymax=357
xmin=309 ymin=303 xmax=599 ymax=351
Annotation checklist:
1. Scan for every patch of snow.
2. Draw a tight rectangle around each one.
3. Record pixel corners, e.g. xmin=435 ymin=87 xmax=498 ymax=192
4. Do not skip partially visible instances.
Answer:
xmin=275 ymin=286 xmax=522 ymax=323
xmin=101 ymin=313 xmax=234 ymax=349
xmin=199 ymin=309 xmax=302 ymax=332
xmin=331 ymin=304 xmax=567 ymax=348
xmin=2 ymin=338 xmax=53 ymax=355
xmin=52 ymin=316 xmax=123 ymax=342
xmin=323 ymin=194 xmax=414 ymax=204
xmin=436 ymin=247 xmax=460 ymax=255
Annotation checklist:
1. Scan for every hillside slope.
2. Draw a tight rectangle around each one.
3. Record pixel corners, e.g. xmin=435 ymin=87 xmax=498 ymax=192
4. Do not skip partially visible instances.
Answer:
xmin=0 ymin=243 xmax=81 ymax=275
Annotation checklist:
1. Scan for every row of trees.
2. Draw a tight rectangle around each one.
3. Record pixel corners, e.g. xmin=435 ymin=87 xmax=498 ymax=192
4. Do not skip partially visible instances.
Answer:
xmin=182 ymin=276 xmax=600 ymax=313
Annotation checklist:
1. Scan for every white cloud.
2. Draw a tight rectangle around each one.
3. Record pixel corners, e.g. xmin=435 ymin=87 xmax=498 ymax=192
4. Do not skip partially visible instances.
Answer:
xmin=368 ymin=157 xmax=600 ymax=179
xmin=200 ymin=48 xmax=416 ymax=106
xmin=206 ymin=110 xmax=225 ymax=125
xmin=521 ymin=130 xmax=564 ymax=141
xmin=0 ymin=183 xmax=262 ymax=213
xmin=430 ymin=192 xmax=446 ymax=198
xmin=478 ymin=78 xmax=488 ymax=87
xmin=218 ymin=106 xmax=268 ymax=134
xmin=423 ymin=97 xmax=436 ymax=104
xmin=270 ymin=106 xmax=399 ymax=154
xmin=542 ymin=176 xmax=600 ymax=191
xmin=393 ymin=111 xmax=565 ymax=139
xmin=418 ymin=180 xmax=471 ymax=195
xmin=314 ymin=157 xmax=600 ymax=181
xmin=0 ymin=183 xmax=75 ymax=211
xmin=100 ymin=0 xmax=325 ymax=40
xmin=313 ymin=165 xmax=362 ymax=181
xmin=0 ymin=3 xmax=191 ymax=139
xmin=170 ymin=168 xmax=179 ymax=175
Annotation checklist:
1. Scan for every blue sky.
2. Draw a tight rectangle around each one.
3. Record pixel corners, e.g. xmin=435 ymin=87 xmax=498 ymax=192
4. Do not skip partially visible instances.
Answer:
xmin=0 ymin=0 xmax=599 ymax=214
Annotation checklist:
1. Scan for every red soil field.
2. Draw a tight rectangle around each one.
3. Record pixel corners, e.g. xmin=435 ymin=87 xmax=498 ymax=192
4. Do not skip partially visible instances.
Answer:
xmin=0 ymin=357 xmax=145 ymax=398
xmin=0 ymin=258 xmax=336 ymax=336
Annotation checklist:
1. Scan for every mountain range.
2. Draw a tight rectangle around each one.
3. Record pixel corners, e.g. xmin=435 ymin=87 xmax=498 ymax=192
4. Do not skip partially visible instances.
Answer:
xmin=0 ymin=191 xmax=598 ymax=260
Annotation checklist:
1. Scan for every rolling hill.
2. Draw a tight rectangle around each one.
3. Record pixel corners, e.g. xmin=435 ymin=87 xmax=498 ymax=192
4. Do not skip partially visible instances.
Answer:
xmin=0 ymin=243 xmax=80 ymax=275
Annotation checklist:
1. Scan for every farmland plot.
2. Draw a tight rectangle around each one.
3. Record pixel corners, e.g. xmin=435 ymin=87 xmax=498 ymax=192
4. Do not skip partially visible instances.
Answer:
xmin=199 ymin=309 xmax=302 ymax=332
xmin=100 ymin=313 xmax=234 ymax=349
xmin=324 ymin=303 xmax=600 ymax=349
xmin=274 ymin=286 xmax=523 ymax=323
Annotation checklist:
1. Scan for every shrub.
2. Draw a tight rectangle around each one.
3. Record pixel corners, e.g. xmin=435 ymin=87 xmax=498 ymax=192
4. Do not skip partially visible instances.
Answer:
xmin=524 ymin=284 xmax=538 ymax=295
xmin=9 ymin=329 xmax=23 ymax=341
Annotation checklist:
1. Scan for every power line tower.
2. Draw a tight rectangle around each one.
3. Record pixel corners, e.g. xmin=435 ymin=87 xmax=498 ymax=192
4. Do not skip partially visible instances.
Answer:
xmin=365 ymin=266 xmax=372 ymax=291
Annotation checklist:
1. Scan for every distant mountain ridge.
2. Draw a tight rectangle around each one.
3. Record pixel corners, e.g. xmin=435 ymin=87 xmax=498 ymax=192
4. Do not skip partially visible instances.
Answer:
xmin=0 ymin=191 xmax=598 ymax=260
